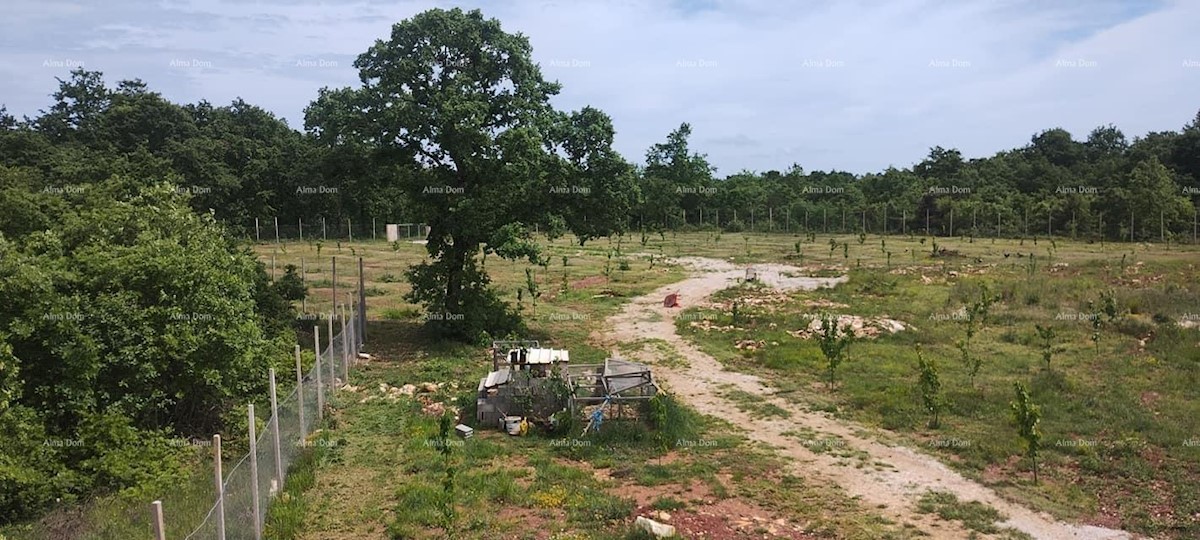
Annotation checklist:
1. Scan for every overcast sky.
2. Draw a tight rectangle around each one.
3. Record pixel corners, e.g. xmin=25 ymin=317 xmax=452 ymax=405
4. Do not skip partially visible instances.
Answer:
xmin=2 ymin=0 xmax=1198 ymax=174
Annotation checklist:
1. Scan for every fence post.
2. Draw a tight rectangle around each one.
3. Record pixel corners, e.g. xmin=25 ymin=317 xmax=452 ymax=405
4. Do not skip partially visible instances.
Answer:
xmin=298 ymin=217 xmax=303 ymax=242
xmin=295 ymin=344 xmax=305 ymax=440
xmin=255 ymin=218 xmax=260 ymax=243
xmin=373 ymin=217 xmax=377 ymax=241
xmin=358 ymin=257 xmax=366 ymax=347
xmin=322 ymin=217 xmax=327 ymax=240
xmin=300 ymin=257 xmax=307 ymax=313
xmin=327 ymin=311 xmax=336 ymax=392
xmin=151 ymin=500 xmax=166 ymax=540
xmin=269 ymin=368 xmax=283 ymax=493
xmin=270 ymin=255 xmax=275 ymax=282
xmin=248 ymin=404 xmax=262 ymax=540
xmin=214 ymin=434 xmax=226 ymax=540
xmin=342 ymin=311 xmax=350 ymax=382
xmin=331 ymin=257 xmax=337 ymax=318
xmin=314 ymin=324 xmax=324 ymax=420
xmin=348 ymin=218 xmax=353 ymax=242
xmin=274 ymin=217 xmax=280 ymax=245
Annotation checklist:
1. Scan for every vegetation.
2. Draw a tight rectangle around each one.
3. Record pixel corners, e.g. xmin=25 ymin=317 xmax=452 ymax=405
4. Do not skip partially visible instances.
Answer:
xmin=1011 ymin=382 xmax=1043 ymax=484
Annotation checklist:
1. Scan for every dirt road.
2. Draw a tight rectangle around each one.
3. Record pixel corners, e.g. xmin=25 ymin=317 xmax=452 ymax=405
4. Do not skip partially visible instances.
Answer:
xmin=594 ymin=257 xmax=1137 ymax=540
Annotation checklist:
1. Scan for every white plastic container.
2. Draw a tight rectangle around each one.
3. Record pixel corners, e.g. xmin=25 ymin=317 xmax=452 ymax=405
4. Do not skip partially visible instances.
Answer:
xmin=504 ymin=416 xmax=523 ymax=435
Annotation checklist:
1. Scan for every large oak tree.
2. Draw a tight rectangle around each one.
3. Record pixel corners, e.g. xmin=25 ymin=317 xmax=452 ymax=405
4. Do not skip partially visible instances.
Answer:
xmin=305 ymin=8 xmax=636 ymax=341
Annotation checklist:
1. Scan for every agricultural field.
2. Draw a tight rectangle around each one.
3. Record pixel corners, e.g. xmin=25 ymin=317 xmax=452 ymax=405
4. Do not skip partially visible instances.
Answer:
xmin=241 ymin=231 xmax=1198 ymax=539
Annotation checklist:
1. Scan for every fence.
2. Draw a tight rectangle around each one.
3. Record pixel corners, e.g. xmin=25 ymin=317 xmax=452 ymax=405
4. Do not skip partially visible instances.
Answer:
xmin=242 ymin=218 xmax=428 ymax=243
xmin=638 ymin=203 xmax=1200 ymax=244
xmin=147 ymin=262 xmax=369 ymax=540
xmin=246 ymin=205 xmax=1200 ymax=245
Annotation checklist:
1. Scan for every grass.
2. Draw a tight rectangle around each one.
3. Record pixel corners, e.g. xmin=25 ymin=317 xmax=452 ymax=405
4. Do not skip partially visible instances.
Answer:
xmin=915 ymin=490 xmax=1033 ymax=538
xmin=16 ymin=230 xmax=1196 ymax=538
xmin=674 ymin=232 xmax=1200 ymax=538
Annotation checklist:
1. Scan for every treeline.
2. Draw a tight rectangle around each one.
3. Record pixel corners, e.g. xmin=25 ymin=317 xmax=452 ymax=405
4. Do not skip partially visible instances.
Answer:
xmin=635 ymin=123 xmax=1200 ymax=242
xmin=5 ymin=70 xmax=1198 ymax=245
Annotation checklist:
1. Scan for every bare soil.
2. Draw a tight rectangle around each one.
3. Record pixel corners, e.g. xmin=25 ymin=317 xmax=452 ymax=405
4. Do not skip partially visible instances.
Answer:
xmin=592 ymin=257 xmax=1139 ymax=540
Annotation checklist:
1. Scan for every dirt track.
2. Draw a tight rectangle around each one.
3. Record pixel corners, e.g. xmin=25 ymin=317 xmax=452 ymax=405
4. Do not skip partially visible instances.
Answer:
xmin=594 ymin=257 xmax=1137 ymax=540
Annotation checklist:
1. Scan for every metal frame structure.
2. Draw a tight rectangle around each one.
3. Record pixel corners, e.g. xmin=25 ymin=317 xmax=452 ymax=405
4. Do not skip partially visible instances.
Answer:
xmin=564 ymin=357 xmax=659 ymax=416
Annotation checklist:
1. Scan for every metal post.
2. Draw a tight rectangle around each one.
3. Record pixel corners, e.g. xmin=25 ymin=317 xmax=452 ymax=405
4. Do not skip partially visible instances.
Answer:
xmin=255 ymin=218 xmax=260 ymax=243
xmin=298 ymin=217 xmax=303 ymax=241
xmin=214 ymin=434 xmax=226 ymax=540
xmin=949 ymin=207 xmax=954 ymax=237
xmin=274 ymin=217 xmax=279 ymax=245
xmin=348 ymin=218 xmax=353 ymax=242
xmin=322 ymin=217 xmax=327 ymax=240
xmin=314 ymin=325 xmax=324 ymax=420
xmin=151 ymin=501 xmax=166 ymax=540
xmin=295 ymin=344 xmax=305 ymax=439
xmin=269 ymin=368 xmax=283 ymax=491
xmin=373 ymin=217 xmax=377 ymax=240
xmin=248 ymin=404 xmax=262 ymax=540
xmin=331 ymin=257 xmax=337 ymax=318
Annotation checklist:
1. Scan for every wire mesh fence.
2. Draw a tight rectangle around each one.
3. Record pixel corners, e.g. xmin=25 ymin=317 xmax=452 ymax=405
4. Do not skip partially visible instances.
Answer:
xmin=164 ymin=296 xmax=364 ymax=540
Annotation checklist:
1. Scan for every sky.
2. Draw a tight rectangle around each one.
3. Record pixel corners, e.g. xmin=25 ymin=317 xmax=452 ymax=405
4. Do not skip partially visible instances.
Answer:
xmin=1 ymin=0 xmax=1198 ymax=175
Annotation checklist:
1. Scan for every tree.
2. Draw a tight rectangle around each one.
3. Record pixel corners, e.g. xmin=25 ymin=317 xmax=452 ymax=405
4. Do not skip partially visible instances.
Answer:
xmin=308 ymin=8 xmax=633 ymax=341
xmin=818 ymin=314 xmax=854 ymax=389
xmin=956 ymin=284 xmax=996 ymax=386
xmin=35 ymin=69 xmax=111 ymax=142
xmin=916 ymin=345 xmax=945 ymax=429
xmin=644 ymin=122 xmax=715 ymax=219
xmin=1010 ymin=382 xmax=1043 ymax=484
xmin=1034 ymin=324 xmax=1056 ymax=369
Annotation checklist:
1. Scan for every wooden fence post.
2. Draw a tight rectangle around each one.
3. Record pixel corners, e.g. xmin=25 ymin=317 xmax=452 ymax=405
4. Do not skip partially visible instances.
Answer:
xmin=214 ymin=434 xmax=226 ymax=540
xmin=314 ymin=325 xmax=324 ymax=420
xmin=151 ymin=500 xmax=166 ymax=540
xmin=327 ymin=312 xmax=336 ymax=391
xmin=295 ymin=344 xmax=305 ymax=439
xmin=269 ymin=368 xmax=283 ymax=493
xmin=341 ymin=311 xmax=350 ymax=382
xmin=248 ymin=404 xmax=262 ymax=540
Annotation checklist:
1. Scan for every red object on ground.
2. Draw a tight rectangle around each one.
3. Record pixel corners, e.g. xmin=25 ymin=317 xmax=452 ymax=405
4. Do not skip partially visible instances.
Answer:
xmin=663 ymin=293 xmax=680 ymax=308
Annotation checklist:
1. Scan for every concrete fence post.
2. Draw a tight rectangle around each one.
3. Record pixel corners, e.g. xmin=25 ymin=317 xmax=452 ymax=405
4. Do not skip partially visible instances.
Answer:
xmin=298 ymin=217 xmax=303 ymax=242
xmin=274 ymin=217 xmax=279 ymax=245
xmin=269 ymin=368 xmax=283 ymax=492
xmin=214 ymin=434 xmax=226 ymax=540
xmin=255 ymin=218 xmax=260 ymax=243
xmin=295 ymin=344 xmax=305 ymax=440
xmin=248 ymin=404 xmax=262 ymax=540
xmin=151 ymin=500 xmax=166 ymax=540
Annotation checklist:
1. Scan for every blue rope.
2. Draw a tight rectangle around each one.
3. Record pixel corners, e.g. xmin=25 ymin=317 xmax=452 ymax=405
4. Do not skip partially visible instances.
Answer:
xmin=588 ymin=396 xmax=612 ymax=433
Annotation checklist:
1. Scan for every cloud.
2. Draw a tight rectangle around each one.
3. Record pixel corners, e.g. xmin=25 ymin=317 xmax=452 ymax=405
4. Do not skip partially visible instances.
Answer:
xmin=0 ymin=0 xmax=1195 ymax=174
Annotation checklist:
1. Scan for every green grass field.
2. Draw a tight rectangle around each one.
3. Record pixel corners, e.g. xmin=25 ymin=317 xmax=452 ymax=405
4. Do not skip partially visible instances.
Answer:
xmin=6 ymin=230 xmax=1196 ymax=539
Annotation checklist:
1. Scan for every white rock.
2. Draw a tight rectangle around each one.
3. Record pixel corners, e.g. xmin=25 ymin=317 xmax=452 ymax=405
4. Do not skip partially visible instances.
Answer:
xmin=635 ymin=516 xmax=677 ymax=538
